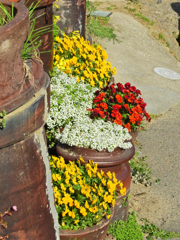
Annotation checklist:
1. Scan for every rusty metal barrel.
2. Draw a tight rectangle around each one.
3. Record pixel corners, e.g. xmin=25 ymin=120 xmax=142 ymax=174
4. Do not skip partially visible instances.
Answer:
xmin=0 ymin=1 xmax=59 ymax=239
xmin=55 ymin=0 xmax=86 ymax=38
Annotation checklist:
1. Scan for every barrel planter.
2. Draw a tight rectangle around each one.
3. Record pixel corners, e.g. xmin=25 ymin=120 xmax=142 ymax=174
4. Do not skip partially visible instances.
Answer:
xmin=0 ymin=1 xmax=59 ymax=239
xmin=60 ymin=208 xmax=114 ymax=240
xmin=25 ymin=0 xmax=55 ymax=74
xmin=130 ymin=130 xmax=138 ymax=143
xmin=56 ymin=141 xmax=135 ymax=222
xmin=55 ymin=0 xmax=86 ymax=38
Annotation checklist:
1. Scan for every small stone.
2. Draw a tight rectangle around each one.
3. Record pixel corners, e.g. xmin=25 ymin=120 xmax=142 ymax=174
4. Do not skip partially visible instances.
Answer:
xmin=157 ymin=0 xmax=162 ymax=4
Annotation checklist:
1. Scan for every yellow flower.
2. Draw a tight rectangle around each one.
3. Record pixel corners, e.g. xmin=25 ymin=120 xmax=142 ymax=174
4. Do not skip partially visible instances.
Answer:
xmin=90 ymin=80 xmax=95 ymax=87
xmin=112 ymin=67 xmax=117 ymax=75
xmin=72 ymin=211 xmax=76 ymax=219
xmin=79 ymin=156 xmax=85 ymax=163
xmin=60 ymin=183 xmax=66 ymax=191
xmin=80 ymin=207 xmax=87 ymax=216
xmin=74 ymin=220 xmax=79 ymax=224
xmin=74 ymin=200 xmax=80 ymax=209
xmin=55 ymin=36 xmax=61 ymax=43
xmin=107 ymin=215 xmax=111 ymax=219
xmin=85 ymin=201 xmax=89 ymax=209
xmin=120 ymin=187 xmax=126 ymax=196
xmin=99 ymin=81 xmax=103 ymax=88
xmin=103 ymin=202 xmax=107 ymax=210
xmin=112 ymin=199 xmax=115 ymax=208
xmin=54 ymin=14 xmax=60 ymax=20
xmin=69 ymin=186 xmax=74 ymax=193
xmin=107 ymin=171 xmax=112 ymax=179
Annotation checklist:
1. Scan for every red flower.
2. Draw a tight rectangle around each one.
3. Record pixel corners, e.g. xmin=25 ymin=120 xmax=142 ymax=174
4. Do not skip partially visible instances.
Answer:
xmin=124 ymin=123 xmax=131 ymax=132
xmin=93 ymin=107 xmax=100 ymax=117
xmin=100 ymin=102 xmax=108 ymax=110
xmin=125 ymin=82 xmax=131 ymax=89
xmin=115 ymin=112 xmax=123 ymax=121
xmin=109 ymin=97 xmax=114 ymax=103
xmin=124 ymin=104 xmax=129 ymax=109
xmin=112 ymin=88 xmax=116 ymax=94
xmin=89 ymin=81 xmax=150 ymax=131
xmin=114 ymin=119 xmax=122 ymax=125
xmin=115 ymin=94 xmax=123 ymax=103
xmin=112 ymin=104 xmax=120 ymax=111
xmin=100 ymin=92 xmax=106 ymax=98
xmin=110 ymin=83 xmax=115 ymax=88
xmin=136 ymin=89 xmax=141 ymax=95
xmin=129 ymin=115 xmax=136 ymax=124
xmin=130 ymin=86 xmax=136 ymax=92
xmin=117 ymin=83 xmax=124 ymax=91
xmin=99 ymin=110 xmax=105 ymax=118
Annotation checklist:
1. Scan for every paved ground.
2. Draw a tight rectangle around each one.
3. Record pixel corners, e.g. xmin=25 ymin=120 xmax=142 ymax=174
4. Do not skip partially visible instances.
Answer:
xmin=92 ymin=1 xmax=180 ymax=240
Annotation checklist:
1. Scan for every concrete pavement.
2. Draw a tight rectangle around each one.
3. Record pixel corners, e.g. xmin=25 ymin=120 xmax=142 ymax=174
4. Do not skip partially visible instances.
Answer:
xmin=100 ymin=10 xmax=180 ymax=239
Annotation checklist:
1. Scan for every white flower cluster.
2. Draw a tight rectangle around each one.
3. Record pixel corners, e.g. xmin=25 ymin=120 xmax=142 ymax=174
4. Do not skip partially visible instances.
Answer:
xmin=46 ymin=70 xmax=132 ymax=152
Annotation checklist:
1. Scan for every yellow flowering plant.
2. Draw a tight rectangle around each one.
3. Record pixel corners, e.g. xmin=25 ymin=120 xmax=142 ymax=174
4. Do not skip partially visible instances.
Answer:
xmin=50 ymin=155 xmax=126 ymax=230
xmin=53 ymin=31 xmax=116 ymax=88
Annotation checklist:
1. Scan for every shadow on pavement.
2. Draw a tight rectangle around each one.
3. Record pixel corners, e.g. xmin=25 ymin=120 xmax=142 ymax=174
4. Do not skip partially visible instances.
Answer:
xmin=171 ymin=2 xmax=180 ymax=45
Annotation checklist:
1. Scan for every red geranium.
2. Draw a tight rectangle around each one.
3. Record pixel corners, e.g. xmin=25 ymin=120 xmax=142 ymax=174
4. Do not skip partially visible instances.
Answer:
xmin=88 ymin=82 xmax=151 ymax=131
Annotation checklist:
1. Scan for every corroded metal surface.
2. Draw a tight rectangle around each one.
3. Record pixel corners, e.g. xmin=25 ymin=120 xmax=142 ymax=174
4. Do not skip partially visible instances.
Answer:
xmin=25 ymin=0 xmax=55 ymax=8
xmin=0 ymin=76 xmax=49 ymax=148
xmin=0 ymin=58 xmax=47 ymax=113
xmin=56 ymin=0 xmax=86 ymax=38
xmin=0 ymin=0 xmax=29 ymax=112
xmin=0 ymin=80 xmax=59 ymax=239
xmin=0 ymin=128 xmax=59 ymax=239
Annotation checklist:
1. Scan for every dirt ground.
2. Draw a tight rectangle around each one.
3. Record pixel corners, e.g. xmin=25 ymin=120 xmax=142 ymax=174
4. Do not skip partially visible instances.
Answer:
xmin=91 ymin=0 xmax=180 ymax=62
xmin=88 ymin=0 xmax=180 ymax=239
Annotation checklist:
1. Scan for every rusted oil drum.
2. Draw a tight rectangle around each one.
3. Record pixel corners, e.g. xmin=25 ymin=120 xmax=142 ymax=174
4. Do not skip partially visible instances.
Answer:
xmin=25 ymin=0 xmax=55 ymax=74
xmin=55 ymin=0 xmax=86 ymax=38
xmin=0 ymin=1 xmax=59 ymax=238
xmin=0 ymin=0 xmax=29 ymax=113
xmin=56 ymin=142 xmax=135 ymax=222
xmin=0 ymin=72 xmax=59 ymax=239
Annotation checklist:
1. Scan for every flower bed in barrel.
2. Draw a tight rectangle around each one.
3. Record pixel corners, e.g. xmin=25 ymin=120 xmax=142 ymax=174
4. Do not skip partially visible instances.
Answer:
xmin=46 ymin=28 xmax=151 ymax=238
xmin=50 ymin=155 xmax=126 ymax=240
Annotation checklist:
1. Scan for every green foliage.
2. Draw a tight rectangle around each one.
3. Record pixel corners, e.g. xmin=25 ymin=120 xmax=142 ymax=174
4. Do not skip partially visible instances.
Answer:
xmin=128 ymin=7 xmax=137 ymax=13
xmin=86 ymin=0 xmax=96 ymax=13
xmin=0 ymin=2 xmax=14 ymax=26
xmin=135 ymin=13 xmax=150 ymax=23
xmin=141 ymin=218 xmax=180 ymax=240
xmin=86 ymin=16 xmax=120 ymax=43
xmin=128 ymin=0 xmax=139 ymax=3
xmin=159 ymin=33 xmax=165 ymax=40
xmin=121 ymin=195 xmax=130 ymax=207
xmin=86 ymin=0 xmax=120 ymax=43
xmin=166 ymin=42 xmax=170 ymax=48
xmin=22 ymin=20 xmax=51 ymax=60
xmin=129 ymin=151 xmax=152 ymax=185
xmin=0 ymin=110 xmax=6 ymax=129
xmin=108 ymin=211 xmax=180 ymax=240
xmin=108 ymin=211 xmax=144 ymax=240
xmin=22 ymin=0 xmax=52 ymax=60
xmin=149 ymin=113 xmax=162 ymax=120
